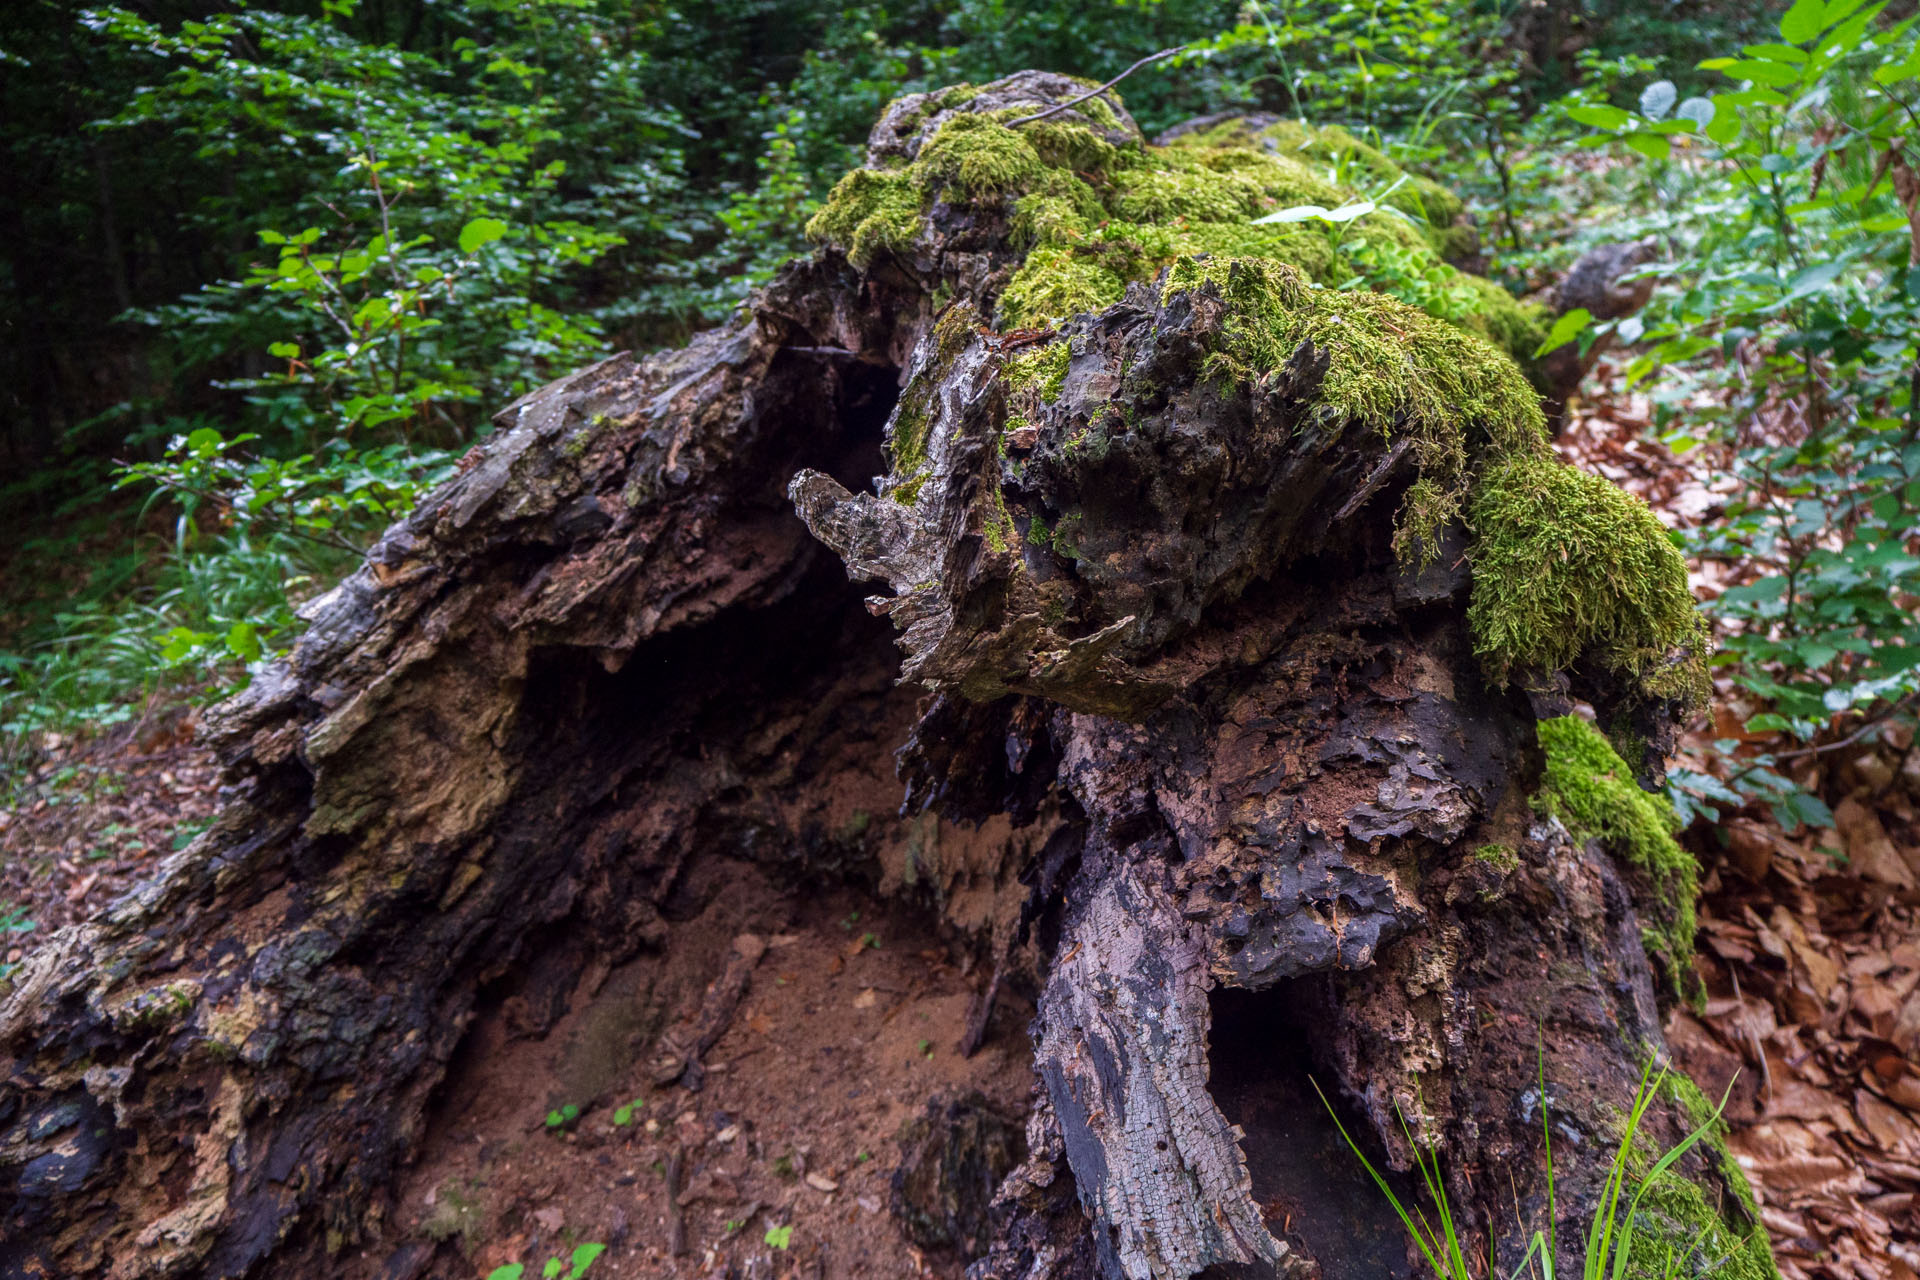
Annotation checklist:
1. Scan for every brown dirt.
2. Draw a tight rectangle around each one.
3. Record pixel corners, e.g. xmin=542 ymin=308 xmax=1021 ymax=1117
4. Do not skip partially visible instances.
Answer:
xmin=367 ymin=866 xmax=1033 ymax=1280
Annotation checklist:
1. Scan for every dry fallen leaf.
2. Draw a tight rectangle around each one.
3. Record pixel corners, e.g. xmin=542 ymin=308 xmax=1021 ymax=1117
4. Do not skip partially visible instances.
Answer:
xmin=1834 ymin=798 xmax=1915 ymax=889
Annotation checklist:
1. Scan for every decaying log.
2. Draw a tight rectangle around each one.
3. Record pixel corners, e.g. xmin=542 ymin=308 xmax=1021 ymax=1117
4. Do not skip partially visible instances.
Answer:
xmin=1 ymin=70 xmax=1771 ymax=1280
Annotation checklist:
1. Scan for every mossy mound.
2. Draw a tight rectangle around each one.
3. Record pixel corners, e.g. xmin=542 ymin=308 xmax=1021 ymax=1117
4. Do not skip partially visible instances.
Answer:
xmin=1470 ymin=456 xmax=1711 ymax=703
xmin=1153 ymin=257 xmax=1705 ymax=701
xmin=1535 ymin=716 xmax=1698 ymax=989
xmin=806 ymin=97 xmax=1547 ymax=363
xmin=809 ymin=85 xmax=1706 ymax=704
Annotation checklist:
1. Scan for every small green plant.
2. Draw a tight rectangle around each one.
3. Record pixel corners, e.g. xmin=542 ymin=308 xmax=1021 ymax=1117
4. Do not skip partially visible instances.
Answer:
xmin=0 ymin=904 xmax=37 ymax=980
xmin=610 ymin=1098 xmax=644 ymax=1127
xmin=544 ymin=1103 xmax=580 ymax=1131
xmin=764 ymin=1224 xmax=793 ymax=1251
xmin=1315 ymin=1053 xmax=1741 ymax=1280
xmin=485 ymin=1242 xmax=606 ymax=1280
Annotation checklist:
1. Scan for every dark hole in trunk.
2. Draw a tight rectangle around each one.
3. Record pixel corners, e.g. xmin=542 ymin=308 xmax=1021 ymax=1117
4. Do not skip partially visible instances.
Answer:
xmin=1209 ymin=981 xmax=1421 ymax=1280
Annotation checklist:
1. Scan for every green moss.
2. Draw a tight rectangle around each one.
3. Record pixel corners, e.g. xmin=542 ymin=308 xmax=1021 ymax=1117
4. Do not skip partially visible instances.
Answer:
xmin=1004 ymin=341 xmax=1069 ymax=403
xmin=1458 ymin=274 xmax=1551 ymax=369
xmin=808 ymin=98 xmax=1538 ymax=365
xmin=1666 ymin=1070 xmax=1763 ymax=1222
xmin=914 ymin=112 xmax=1050 ymax=198
xmin=886 ymin=381 xmax=937 ymax=497
xmin=1161 ymin=257 xmax=1542 ymax=447
xmin=1152 ymin=257 xmax=1705 ymax=702
xmin=1468 ymin=454 xmax=1709 ymax=703
xmin=1473 ymin=842 xmax=1518 ymax=872
xmin=1620 ymin=1176 xmax=1777 ymax=1280
xmin=1159 ymin=255 xmax=1548 ymax=569
xmin=1535 ymin=716 xmax=1697 ymax=988
xmin=809 ymin=94 xmax=1705 ymax=701
xmin=1616 ymin=1072 xmax=1778 ymax=1280
xmin=805 ymin=168 xmax=921 ymax=270
xmin=1001 ymin=247 xmax=1126 ymax=324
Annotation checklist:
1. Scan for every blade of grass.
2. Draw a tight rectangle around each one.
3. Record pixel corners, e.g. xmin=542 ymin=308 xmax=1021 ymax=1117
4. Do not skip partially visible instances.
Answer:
xmin=1312 ymin=1077 xmax=1466 ymax=1279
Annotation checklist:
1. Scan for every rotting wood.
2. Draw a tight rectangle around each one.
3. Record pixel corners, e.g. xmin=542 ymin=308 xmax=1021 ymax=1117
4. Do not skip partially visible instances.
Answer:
xmin=652 ymin=932 xmax=768 ymax=1091
xmin=0 ymin=69 xmax=1771 ymax=1280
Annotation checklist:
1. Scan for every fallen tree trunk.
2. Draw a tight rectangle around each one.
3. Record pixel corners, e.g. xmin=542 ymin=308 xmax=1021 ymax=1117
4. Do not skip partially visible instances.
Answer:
xmin=1 ymin=73 xmax=1773 ymax=1280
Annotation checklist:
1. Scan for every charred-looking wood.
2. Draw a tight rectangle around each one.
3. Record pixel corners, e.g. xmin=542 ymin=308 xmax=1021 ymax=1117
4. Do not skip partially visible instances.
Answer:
xmin=1 ymin=72 xmax=1768 ymax=1280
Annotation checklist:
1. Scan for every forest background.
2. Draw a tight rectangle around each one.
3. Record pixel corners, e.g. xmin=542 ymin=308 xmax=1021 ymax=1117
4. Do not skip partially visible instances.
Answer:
xmin=4 ymin=1 xmax=1920 ymax=1272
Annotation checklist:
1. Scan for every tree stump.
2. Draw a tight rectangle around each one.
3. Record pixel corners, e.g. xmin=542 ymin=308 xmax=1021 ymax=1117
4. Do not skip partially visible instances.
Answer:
xmin=1 ymin=73 xmax=1773 ymax=1280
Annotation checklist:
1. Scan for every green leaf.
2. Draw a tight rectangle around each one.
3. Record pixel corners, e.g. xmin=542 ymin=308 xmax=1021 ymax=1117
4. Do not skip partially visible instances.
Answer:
xmin=1622 ymin=131 xmax=1671 ymax=161
xmin=267 ymin=342 xmax=300 ymax=359
xmin=1705 ymin=99 xmax=1743 ymax=144
xmin=1742 ymin=42 xmax=1811 ymax=62
xmin=225 ymin=623 xmax=262 ymax=662
xmin=1565 ymin=103 xmax=1633 ymax=130
xmin=486 ymin=1268 xmax=525 ymax=1280
xmin=570 ymin=1243 xmax=608 ymax=1275
xmin=1534 ymin=307 xmax=1593 ymax=358
xmin=458 ymin=217 xmax=510 ymax=253
xmin=185 ymin=427 xmax=224 ymax=456
xmin=765 ymin=1225 xmax=793 ymax=1250
xmin=542 ymin=1260 xmax=563 ymax=1279
xmin=1719 ymin=59 xmax=1805 ymax=86
xmin=1780 ymin=0 xmax=1827 ymax=43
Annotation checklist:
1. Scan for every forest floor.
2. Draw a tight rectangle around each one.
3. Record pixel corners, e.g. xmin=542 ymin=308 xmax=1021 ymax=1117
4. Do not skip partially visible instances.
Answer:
xmin=3 ymin=364 xmax=1919 ymax=1280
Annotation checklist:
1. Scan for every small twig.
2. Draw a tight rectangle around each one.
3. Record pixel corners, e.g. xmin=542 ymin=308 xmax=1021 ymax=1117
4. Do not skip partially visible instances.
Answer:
xmin=651 ymin=933 xmax=767 ymax=1092
xmin=1723 ymin=690 xmax=1920 ymax=787
xmin=1334 ymin=437 xmax=1414 ymax=522
xmin=1004 ymin=47 xmax=1187 ymax=128
xmin=1728 ymin=966 xmax=1772 ymax=1101
xmin=958 ymin=951 xmax=1005 ymax=1058
xmin=664 ymin=1144 xmax=689 ymax=1257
